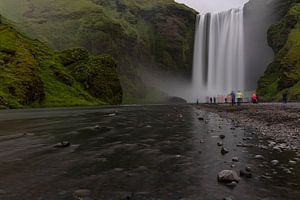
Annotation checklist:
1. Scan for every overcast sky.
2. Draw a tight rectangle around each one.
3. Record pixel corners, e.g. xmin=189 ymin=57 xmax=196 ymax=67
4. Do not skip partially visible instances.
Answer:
xmin=175 ymin=0 xmax=249 ymax=13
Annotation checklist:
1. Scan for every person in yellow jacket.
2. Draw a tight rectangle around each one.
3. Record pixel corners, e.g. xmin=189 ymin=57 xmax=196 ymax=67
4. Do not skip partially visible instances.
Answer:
xmin=236 ymin=90 xmax=243 ymax=106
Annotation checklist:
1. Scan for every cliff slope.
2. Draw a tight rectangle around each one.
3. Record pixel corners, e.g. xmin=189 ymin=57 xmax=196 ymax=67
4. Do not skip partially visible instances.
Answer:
xmin=257 ymin=0 xmax=300 ymax=101
xmin=0 ymin=0 xmax=196 ymax=102
xmin=0 ymin=16 xmax=122 ymax=108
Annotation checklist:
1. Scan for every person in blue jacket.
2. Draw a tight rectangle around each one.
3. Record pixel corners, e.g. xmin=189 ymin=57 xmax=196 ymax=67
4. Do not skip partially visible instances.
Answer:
xmin=230 ymin=91 xmax=236 ymax=106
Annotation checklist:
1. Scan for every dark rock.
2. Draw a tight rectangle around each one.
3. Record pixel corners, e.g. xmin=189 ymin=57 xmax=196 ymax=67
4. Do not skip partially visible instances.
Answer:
xmin=245 ymin=166 xmax=252 ymax=172
xmin=232 ymin=157 xmax=239 ymax=162
xmin=198 ymin=117 xmax=204 ymax=121
xmin=217 ymin=141 xmax=223 ymax=146
xmin=219 ymin=134 xmax=226 ymax=139
xmin=218 ymin=170 xmax=240 ymax=183
xmin=221 ymin=147 xmax=229 ymax=155
xmin=240 ymin=170 xmax=252 ymax=178
xmin=54 ymin=141 xmax=70 ymax=148
xmin=226 ymin=181 xmax=238 ymax=188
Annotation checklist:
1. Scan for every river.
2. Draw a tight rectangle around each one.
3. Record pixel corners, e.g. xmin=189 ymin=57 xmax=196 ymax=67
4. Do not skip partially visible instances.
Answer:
xmin=0 ymin=105 xmax=299 ymax=199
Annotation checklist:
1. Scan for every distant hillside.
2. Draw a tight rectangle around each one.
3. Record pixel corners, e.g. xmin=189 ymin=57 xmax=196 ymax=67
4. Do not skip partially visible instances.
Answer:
xmin=0 ymin=0 xmax=197 ymax=103
xmin=257 ymin=0 xmax=300 ymax=101
xmin=0 ymin=16 xmax=122 ymax=108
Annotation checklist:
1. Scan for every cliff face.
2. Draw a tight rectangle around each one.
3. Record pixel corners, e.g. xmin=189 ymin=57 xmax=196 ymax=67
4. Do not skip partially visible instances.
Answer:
xmin=0 ymin=16 xmax=122 ymax=108
xmin=257 ymin=0 xmax=300 ymax=101
xmin=0 ymin=0 xmax=197 ymax=102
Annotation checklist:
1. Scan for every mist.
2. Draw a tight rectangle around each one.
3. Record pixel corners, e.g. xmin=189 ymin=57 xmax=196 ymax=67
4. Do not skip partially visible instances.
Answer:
xmin=244 ymin=0 xmax=287 ymax=90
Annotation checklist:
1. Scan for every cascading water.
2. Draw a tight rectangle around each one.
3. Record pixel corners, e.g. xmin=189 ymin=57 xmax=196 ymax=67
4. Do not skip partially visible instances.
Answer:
xmin=192 ymin=8 xmax=245 ymax=101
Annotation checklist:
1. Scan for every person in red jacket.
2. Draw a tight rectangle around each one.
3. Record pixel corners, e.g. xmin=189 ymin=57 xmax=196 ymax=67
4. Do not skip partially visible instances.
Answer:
xmin=251 ymin=93 xmax=257 ymax=104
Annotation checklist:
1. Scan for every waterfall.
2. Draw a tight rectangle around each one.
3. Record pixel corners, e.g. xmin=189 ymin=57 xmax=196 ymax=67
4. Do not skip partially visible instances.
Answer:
xmin=192 ymin=8 xmax=245 ymax=101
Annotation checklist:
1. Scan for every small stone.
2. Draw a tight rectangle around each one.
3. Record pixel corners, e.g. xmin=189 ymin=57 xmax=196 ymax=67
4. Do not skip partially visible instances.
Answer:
xmin=200 ymin=140 xmax=204 ymax=144
xmin=245 ymin=166 xmax=251 ymax=172
xmin=54 ymin=141 xmax=70 ymax=148
xmin=289 ymin=160 xmax=297 ymax=165
xmin=24 ymin=132 xmax=35 ymax=136
xmin=271 ymin=160 xmax=279 ymax=166
xmin=219 ymin=134 xmax=226 ymax=139
xmin=221 ymin=147 xmax=229 ymax=155
xmin=217 ymin=141 xmax=223 ymax=146
xmin=107 ymin=113 xmax=117 ymax=117
xmin=198 ymin=117 xmax=204 ymax=121
xmin=226 ymin=181 xmax=238 ymax=188
xmin=254 ymin=155 xmax=264 ymax=160
xmin=232 ymin=157 xmax=239 ymax=162
xmin=261 ymin=175 xmax=272 ymax=180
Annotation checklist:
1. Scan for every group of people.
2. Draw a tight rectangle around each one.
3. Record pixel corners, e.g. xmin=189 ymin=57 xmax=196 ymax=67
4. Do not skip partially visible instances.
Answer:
xmin=206 ymin=90 xmax=258 ymax=105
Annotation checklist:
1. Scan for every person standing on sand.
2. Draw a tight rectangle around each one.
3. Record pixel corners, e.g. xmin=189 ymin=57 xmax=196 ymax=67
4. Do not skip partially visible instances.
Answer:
xmin=230 ymin=91 xmax=236 ymax=106
xmin=251 ymin=93 xmax=257 ymax=104
xmin=236 ymin=90 xmax=243 ymax=106
xmin=282 ymin=92 xmax=288 ymax=104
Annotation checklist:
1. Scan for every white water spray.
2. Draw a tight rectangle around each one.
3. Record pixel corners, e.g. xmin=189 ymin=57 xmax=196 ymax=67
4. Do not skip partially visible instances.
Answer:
xmin=192 ymin=8 xmax=245 ymax=101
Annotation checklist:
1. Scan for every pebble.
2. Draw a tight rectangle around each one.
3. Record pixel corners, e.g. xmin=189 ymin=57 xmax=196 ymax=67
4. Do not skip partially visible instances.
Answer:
xmin=254 ymin=155 xmax=264 ymax=160
xmin=288 ymin=160 xmax=297 ymax=165
xmin=271 ymin=160 xmax=279 ymax=166
xmin=221 ymin=147 xmax=229 ymax=155
xmin=226 ymin=181 xmax=238 ymax=188
xmin=245 ymin=166 xmax=251 ymax=172
xmin=54 ymin=141 xmax=70 ymax=148
xmin=232 ymin=157 xmax=239 ymax=162
xmin=217 ymin=141 xmax=223 ymax=146
xmin=219 ymin=134 xmax=226 ymax=139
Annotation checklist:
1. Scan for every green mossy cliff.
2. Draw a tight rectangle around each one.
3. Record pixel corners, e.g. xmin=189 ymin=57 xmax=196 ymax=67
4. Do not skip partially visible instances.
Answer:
xmin=257 ymin=0 xmax=300 ymax=101
xmin=0 ymin=16 xmax=122 ymax=108
xmin=0 ymin=0 xmax=196 ymax=103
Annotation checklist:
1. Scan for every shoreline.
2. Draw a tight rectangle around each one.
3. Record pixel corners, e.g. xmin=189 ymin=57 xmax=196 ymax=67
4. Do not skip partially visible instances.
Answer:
xmin=196 ymin=103 xmax=300 ymax=154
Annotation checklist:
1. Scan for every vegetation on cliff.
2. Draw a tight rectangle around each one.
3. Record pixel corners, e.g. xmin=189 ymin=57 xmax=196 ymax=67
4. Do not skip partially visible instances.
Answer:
xmin=0 ymin=0 xmax=196 ymax=102
xmin=257 ymin=0 xmax=300 ymax=101
xmin=0 ymin=16 xmax=122 ymax=108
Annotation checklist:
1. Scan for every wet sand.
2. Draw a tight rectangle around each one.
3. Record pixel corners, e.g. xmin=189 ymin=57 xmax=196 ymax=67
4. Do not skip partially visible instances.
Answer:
xmin=0 ymin=105 xmax=299 ymax=200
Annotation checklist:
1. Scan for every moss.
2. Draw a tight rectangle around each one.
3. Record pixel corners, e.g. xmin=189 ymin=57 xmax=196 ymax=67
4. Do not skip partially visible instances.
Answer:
xmin=0 ymin=16 xmax=122 ymax=108
xmin=257 ymin=3 xmax=300 ymax=101
xmin=69 ymin=54 xmax=123 ymax=104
